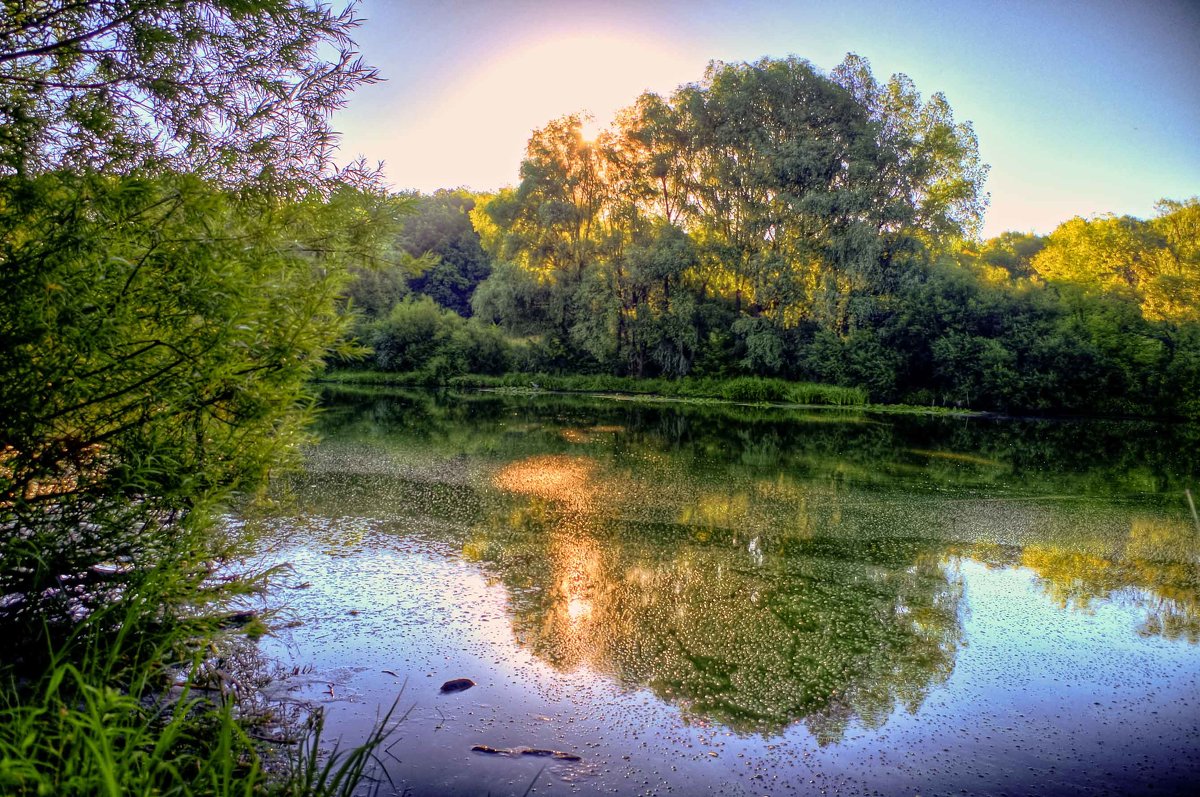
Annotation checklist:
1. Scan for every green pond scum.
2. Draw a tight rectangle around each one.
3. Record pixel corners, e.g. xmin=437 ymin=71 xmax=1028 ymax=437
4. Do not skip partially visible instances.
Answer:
xmin=241 ymin=388 xmax=1200 ymax=796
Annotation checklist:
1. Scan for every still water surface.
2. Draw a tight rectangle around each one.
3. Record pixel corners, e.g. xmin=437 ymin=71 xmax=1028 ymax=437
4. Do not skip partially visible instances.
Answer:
xmin=247 ymin=389 xmax=1200 ymax=796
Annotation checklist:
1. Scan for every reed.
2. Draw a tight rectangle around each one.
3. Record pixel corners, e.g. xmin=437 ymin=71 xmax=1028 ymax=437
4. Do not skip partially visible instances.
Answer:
xmin=0 ymin=562 xmax=390 ymax=797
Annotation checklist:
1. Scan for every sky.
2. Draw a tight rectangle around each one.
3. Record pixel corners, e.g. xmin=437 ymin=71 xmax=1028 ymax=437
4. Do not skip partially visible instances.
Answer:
xmin=332 ymin=0 xmax=1200 ymax=238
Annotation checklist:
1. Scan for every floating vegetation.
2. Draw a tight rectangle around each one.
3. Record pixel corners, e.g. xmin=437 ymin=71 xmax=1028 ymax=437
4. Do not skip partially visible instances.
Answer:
xmin=249 ymin=389 xmax=1200 ymax=795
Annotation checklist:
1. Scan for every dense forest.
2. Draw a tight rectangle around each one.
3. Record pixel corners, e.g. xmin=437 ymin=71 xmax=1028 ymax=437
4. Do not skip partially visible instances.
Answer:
xmin=347 ymin=56 xmax=1200 ymax=417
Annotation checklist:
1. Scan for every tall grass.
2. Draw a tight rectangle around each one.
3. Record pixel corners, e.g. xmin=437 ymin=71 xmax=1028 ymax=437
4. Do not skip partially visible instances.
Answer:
xmin=0 ymin=667 xmax=390 ymax=796
xmin=0 ymin=562 xmax=390 ymax=797
xmin=321 ymin=369 xmax=870 ymax=407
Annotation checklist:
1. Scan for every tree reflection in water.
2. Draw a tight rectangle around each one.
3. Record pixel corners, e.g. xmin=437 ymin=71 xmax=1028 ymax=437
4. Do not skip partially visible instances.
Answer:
xmin=471 ymin=453 xmax=963 ymax=740
xmin=282 ymin=389 xmax=1200 ymax=740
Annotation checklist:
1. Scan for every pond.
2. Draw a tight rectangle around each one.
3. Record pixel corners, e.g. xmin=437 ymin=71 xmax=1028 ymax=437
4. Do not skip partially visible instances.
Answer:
xmin=243 ymin=388 xmax=1200 ymax=796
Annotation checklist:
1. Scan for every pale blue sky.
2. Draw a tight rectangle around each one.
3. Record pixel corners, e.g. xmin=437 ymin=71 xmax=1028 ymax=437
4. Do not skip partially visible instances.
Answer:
xmin=334 ymin=0 xmax=1200 ymax=238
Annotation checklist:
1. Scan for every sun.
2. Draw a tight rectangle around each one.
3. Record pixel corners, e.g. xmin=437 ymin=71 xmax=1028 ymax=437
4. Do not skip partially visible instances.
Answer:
xmin=579 ymin=115 xmax=602 ymax=144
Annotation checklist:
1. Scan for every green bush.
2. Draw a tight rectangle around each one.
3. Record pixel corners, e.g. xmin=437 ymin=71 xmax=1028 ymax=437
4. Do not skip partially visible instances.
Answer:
xmin=365 ymin=296 xmax=513 ymax=378
xmin=0 ymin=173 xmax=398 ymax=796
xmin=369 ymin=296 xmax=457 ymax=372
xmin=454 ymin=320 xmax=512 ymax=375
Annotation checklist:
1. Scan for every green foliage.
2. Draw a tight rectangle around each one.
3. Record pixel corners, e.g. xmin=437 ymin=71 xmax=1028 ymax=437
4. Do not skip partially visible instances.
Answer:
xmin=1030 ymin=200 xmax=1200 ymax=324
xmin=0 ymin=0 xmax=379 ymax=189
xmin=451 ymin=317 xmax=513 ymax=376
xmin=980 ymin=231 xmax=1046 ymax=279
xmin=733 ymin=317 xmax=785 ymax=375
xmin=470 ymin=260 xmax=550 ymax=334
xmin=400 ymin=191 xmax=493 ymax=315
xmin=365 ymin=296 xmax=512 ymax=378
xmin=364 ymin=214 xmax=1200 ymax=416
xmin=369 ymin=296 xmax=458 ymax=373
xmin=0 ymin=173 xmax=400 ymax=646
xmin=343 ymin=263 xmax=413 ymax=319
xmin=1 ymin=4 xmax=395 ymax=793
xmin=832 ymin=54 xmax=990 ymax=243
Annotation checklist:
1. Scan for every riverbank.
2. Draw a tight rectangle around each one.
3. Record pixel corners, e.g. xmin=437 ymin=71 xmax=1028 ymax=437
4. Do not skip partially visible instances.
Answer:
xmin=316 ymin=370 xmax=985 ymax=418
xmin=317 ymin=369 xmax=1200 ymax=422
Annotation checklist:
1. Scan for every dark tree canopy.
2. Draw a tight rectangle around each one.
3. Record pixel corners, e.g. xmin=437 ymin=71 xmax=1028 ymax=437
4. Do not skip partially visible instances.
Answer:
xmin=401 ymin=191 xmax=493 ymax=316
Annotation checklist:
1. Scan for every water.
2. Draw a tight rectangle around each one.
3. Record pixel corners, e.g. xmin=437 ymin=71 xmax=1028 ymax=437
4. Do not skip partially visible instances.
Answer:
xmin=244 ymin=388 xmax=1200 ymax=795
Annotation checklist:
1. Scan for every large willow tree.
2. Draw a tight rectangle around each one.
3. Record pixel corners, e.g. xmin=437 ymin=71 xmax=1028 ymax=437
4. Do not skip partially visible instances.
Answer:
xmin=475 ymin=55 xmax=988 ymax=377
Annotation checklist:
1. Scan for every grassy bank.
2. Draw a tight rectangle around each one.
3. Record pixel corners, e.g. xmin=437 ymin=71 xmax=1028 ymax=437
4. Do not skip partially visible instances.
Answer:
xmin=0 ymin=620 xmax=388 ymax=797
xmin=0 ymin=530 xmax=389 ymax=797
xmin=319 ymin=370 xmax=871 ymax=407
xmin=0 ymin=663 xmax=386 ymax=797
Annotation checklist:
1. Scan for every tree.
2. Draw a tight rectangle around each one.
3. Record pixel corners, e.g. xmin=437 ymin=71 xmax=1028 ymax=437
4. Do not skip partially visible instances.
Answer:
xmin=1031 ymin=215 xmax=1161 ymax=292
xmin=401 ymin=191 xmax=493 ymax=316
xmin=470 ymin=260 xmax=553 ymax=336
xmin=369 ymin=295 xmax=459 ymax=373
xmin=461 ymin=53 xmax=1197 ymax=418
xmin=472 ymin=54 xmax=990 ymax=375
xmin=980 ymin=231 xmax=1046 ymax=280
xmin=1031 ymin=205 xmax=1200 ymax=324
xmin=1148 ymin=198 xmax=1200 ymax=323
xmin=0 ymin=173 xmax=401 ymax=646
xmin=510 ymin=113 xmax=608 ymax=284
xmin=831 ymin=53 xmax=990 ymax=246
xmin=682 ymin=57 xmax=888 ymax=320
xmin=0 ymin=1 xmax=395 ymax=652
xmin=0 ymin=0 xmax=378 ymax=190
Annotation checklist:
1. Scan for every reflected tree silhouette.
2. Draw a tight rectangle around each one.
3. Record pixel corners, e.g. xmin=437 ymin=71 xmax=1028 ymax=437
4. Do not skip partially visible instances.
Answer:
xmin=276 ymin=389 xmax=1200 ymax=736
xmin=472 ymin=453 xmax=963 ymax=739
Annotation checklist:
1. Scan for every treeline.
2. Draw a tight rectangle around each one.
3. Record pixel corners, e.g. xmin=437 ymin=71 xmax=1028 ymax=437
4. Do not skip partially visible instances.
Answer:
xmin=349 ymin=55 xmax=1199 ymax=417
